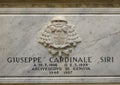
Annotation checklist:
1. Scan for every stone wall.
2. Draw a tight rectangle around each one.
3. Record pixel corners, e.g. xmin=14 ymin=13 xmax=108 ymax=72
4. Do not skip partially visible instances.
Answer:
xmin=0 ymin=0 xmax=120 ymax=85
xmin=0 ymin=0 xmax=120 ymax=7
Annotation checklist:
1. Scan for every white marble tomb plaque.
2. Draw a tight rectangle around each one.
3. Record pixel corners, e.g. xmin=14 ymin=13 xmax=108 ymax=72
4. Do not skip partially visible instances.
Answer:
xmin=0 ymin=8 xmax=120 ymax=83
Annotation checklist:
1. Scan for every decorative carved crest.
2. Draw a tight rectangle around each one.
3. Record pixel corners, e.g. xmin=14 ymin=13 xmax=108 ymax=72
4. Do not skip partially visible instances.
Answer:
xmin=38 ymin=16 xmax=81 ymax=57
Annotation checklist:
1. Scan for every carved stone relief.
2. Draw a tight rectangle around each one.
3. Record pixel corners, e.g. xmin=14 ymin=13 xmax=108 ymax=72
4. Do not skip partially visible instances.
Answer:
xmin=38 ymin=16 xmax=81 ymax=57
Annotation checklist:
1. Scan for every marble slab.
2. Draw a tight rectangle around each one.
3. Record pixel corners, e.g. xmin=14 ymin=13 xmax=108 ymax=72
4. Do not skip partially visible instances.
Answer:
xmin=0 ymin=8 xmax=120 ymax=83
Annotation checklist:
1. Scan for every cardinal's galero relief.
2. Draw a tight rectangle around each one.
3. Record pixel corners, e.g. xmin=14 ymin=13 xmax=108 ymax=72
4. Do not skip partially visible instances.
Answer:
xmin=38 ymin=16 xmax=81 ymax=57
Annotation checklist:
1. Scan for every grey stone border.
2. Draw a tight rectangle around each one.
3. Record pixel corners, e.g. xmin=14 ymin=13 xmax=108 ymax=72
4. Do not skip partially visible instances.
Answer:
xmin=0 ymin=8 xmax=120 ymax=14
xmin=0 ymin=77 xmax=120 ymax=83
